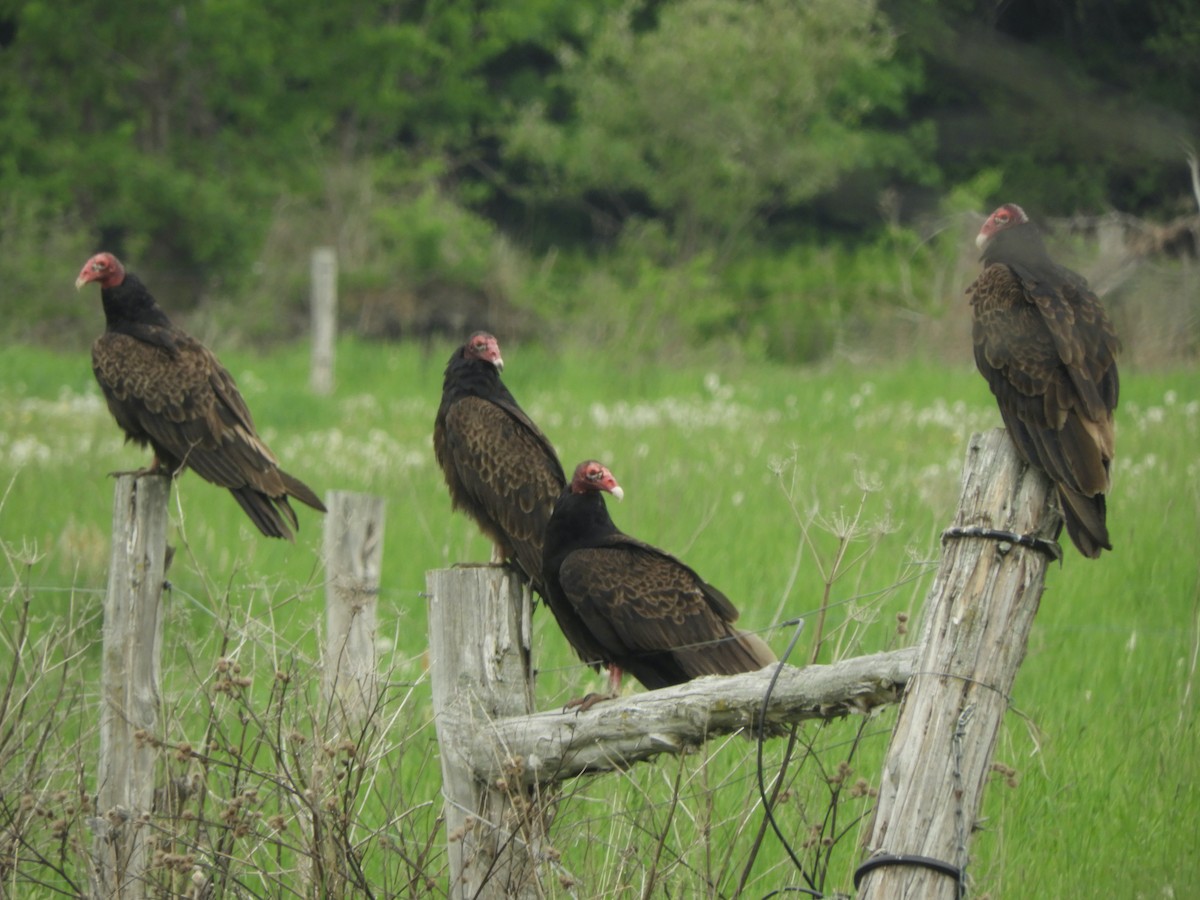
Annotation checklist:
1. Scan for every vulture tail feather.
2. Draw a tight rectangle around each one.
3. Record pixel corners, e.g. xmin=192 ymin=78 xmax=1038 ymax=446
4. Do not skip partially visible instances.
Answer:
xmin=279 ymin=470 xmax=326 ymax=512
xmin=1058 ymin=486 xmax=1110 ymax=559
xmin=230 ymin=487 xmax=298 ymax=541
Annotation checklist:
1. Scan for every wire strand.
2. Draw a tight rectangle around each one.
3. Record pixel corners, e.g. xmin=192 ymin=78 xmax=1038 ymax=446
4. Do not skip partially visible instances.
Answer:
xmin=754 ymin=617 xmax=822 ymax=897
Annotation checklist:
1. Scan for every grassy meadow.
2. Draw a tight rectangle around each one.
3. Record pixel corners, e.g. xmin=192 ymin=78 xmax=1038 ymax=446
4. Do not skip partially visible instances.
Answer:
xmin=1 ymin=337 xmax=1197 ymax=897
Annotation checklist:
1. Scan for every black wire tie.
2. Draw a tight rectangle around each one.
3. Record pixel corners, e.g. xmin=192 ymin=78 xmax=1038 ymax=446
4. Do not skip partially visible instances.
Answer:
xmin=941 ymin=525 xmax=1061 ymax=562
xmin=853 ymin=852 xmax=964 ymax=896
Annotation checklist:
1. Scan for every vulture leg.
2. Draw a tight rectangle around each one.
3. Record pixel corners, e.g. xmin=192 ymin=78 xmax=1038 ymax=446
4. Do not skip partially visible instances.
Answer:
xmin=563 ymin=664 xmax=624 ymax=713
xmin=108 ymin=454 xmax=170 ymax=479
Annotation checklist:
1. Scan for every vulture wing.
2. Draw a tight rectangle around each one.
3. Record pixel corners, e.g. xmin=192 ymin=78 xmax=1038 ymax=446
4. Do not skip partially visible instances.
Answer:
xmin=559 ymin=536 xmax=776 ymax=690
xmin=435 ymin=395 xmax=566 ymax=592
xmin=93 ymin=328 xmax=324 ymax=539
xmin=969 ymin=261 xmax=1119 ymax=557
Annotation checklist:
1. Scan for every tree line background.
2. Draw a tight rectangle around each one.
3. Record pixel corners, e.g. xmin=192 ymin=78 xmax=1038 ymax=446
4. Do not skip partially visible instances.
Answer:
xmin=2 ymin=0 xmax=1197 ymax=362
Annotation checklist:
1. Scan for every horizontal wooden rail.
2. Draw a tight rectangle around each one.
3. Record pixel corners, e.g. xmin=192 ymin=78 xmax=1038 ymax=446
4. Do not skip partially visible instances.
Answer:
xmin=459 ymin=647 xmax=915 ymax=786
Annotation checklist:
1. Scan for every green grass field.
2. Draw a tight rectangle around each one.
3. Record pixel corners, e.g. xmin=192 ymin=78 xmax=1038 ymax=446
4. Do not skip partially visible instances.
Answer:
xmin=1 ymin=338 xmax=1197 ymax=897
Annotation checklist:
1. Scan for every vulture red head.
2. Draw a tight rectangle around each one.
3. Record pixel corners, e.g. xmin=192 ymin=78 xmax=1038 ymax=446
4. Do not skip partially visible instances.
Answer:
xmin=463 ymin=331 xmax=504 ymax=372
xmin=570 ymin=460 xmax=624 ymax=501
xmin=976 ymin=204 xmax=1029 ymax=250
xmin=75 ymin=252 xmax=127 ymax=290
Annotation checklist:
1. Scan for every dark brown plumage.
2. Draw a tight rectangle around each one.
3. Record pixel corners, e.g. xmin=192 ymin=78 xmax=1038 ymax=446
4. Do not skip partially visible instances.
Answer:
xmin=433 ymin=332 xmax=566 ymax=596
xmin=76 ymin=252 xmax=326 ymax=540
xmin=967 ymin=204 xmax=1120 ymax=558
xmin=542 ymin=460 xmax=776 ymax=708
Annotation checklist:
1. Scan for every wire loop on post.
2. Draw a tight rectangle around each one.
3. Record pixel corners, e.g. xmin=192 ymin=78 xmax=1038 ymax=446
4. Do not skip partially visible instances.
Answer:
xmin=853 ymin=853 xmax=965 ymax=897
xmin=941 ymin=525 xmax=1062 ymax=562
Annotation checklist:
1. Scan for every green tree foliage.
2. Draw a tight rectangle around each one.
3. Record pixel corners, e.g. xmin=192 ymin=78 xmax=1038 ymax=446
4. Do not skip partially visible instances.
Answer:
xmin=0 ymin=0 xmax=1197 ymax=357
xmin=505 ymin=0 xmax=931 ymax=257
xmin=883 ymin=0 xmax=1198 ymax=214
xmin=0 ymin=0 xmax=615 ymax=293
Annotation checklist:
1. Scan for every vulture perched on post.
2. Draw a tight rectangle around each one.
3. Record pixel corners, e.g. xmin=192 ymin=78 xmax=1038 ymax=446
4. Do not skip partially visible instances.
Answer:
xmin=542 ymin=460 xmax=777 ymax=710
xmin=76 ymin=252 xmax=326 ymax=540
xmin=967 ymin=204 xmax=1120 ymax=558
xmin=433 ymin=332 xmax=566 ymax=597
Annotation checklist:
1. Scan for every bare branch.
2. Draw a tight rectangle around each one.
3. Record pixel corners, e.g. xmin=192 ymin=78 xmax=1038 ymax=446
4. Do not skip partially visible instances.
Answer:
xmin=455 ymin=647 xmax=916 ymax=786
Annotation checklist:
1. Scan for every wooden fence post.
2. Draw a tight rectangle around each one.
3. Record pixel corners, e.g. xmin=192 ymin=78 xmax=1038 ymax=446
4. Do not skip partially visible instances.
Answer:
xmin=426 ymin=566 xmax=544 ymax=900
xmin=300 ymin=491 xmax=386 ymax=895
xmin=91 ymin=474 xmax=170 ymax=900
xmin=321 ymin=490 xmax=385 ymax=729
xmin=309 ymin=246 xmax=337 ymax=395
xmin=857 ymin=428 xmax=1061 ymax=899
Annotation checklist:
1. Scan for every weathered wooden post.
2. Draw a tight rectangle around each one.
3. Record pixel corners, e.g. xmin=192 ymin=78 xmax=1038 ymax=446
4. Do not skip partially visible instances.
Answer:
xmin=321 ymin=490 xmax=385 ymax=728
xmin=91 ymin=474 xmax=170 ymax=900
xmin=857 ymin=428 xmax=1062 ymax=899
xmin=426 ymin=566 xmax=543 ymax=899
xmin=301 ymin=491 xmax=386 ymax=895
xmin=309 ymin=246 xmax=337 ymax=395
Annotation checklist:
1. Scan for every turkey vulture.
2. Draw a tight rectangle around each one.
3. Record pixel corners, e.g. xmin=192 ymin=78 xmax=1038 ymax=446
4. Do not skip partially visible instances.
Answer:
xmin=967 ymin=204 xmax=1120 ymax=558
xmin=542 ymin=460 xmax=777 ymax=709
xmin=433 ymin=332 xmax=566 ymax=596
xmin=75 ymin=252 xmax=326 ymax=540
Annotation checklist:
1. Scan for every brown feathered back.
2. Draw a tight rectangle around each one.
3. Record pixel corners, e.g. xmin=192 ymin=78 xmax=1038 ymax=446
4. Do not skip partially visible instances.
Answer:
xmin=433 ymin=333 xmax=566 ymax=596
xmin=967 ymin=205 xmax=1120 ymax=557
xmin=542 ymin=461 xmax=776 ymax=690
xmin=78 ymin=252 xmax=325 ymax=540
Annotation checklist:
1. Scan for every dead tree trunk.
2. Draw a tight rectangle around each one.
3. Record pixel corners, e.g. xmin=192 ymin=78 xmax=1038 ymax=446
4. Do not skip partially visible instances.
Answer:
xmin=857 ymin=428 xmax=1062 ymax=899
xmin=91 ymin=474 xmax=170 ymax=900
xmin=426 ymin=566 xmax=545 ymax=900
